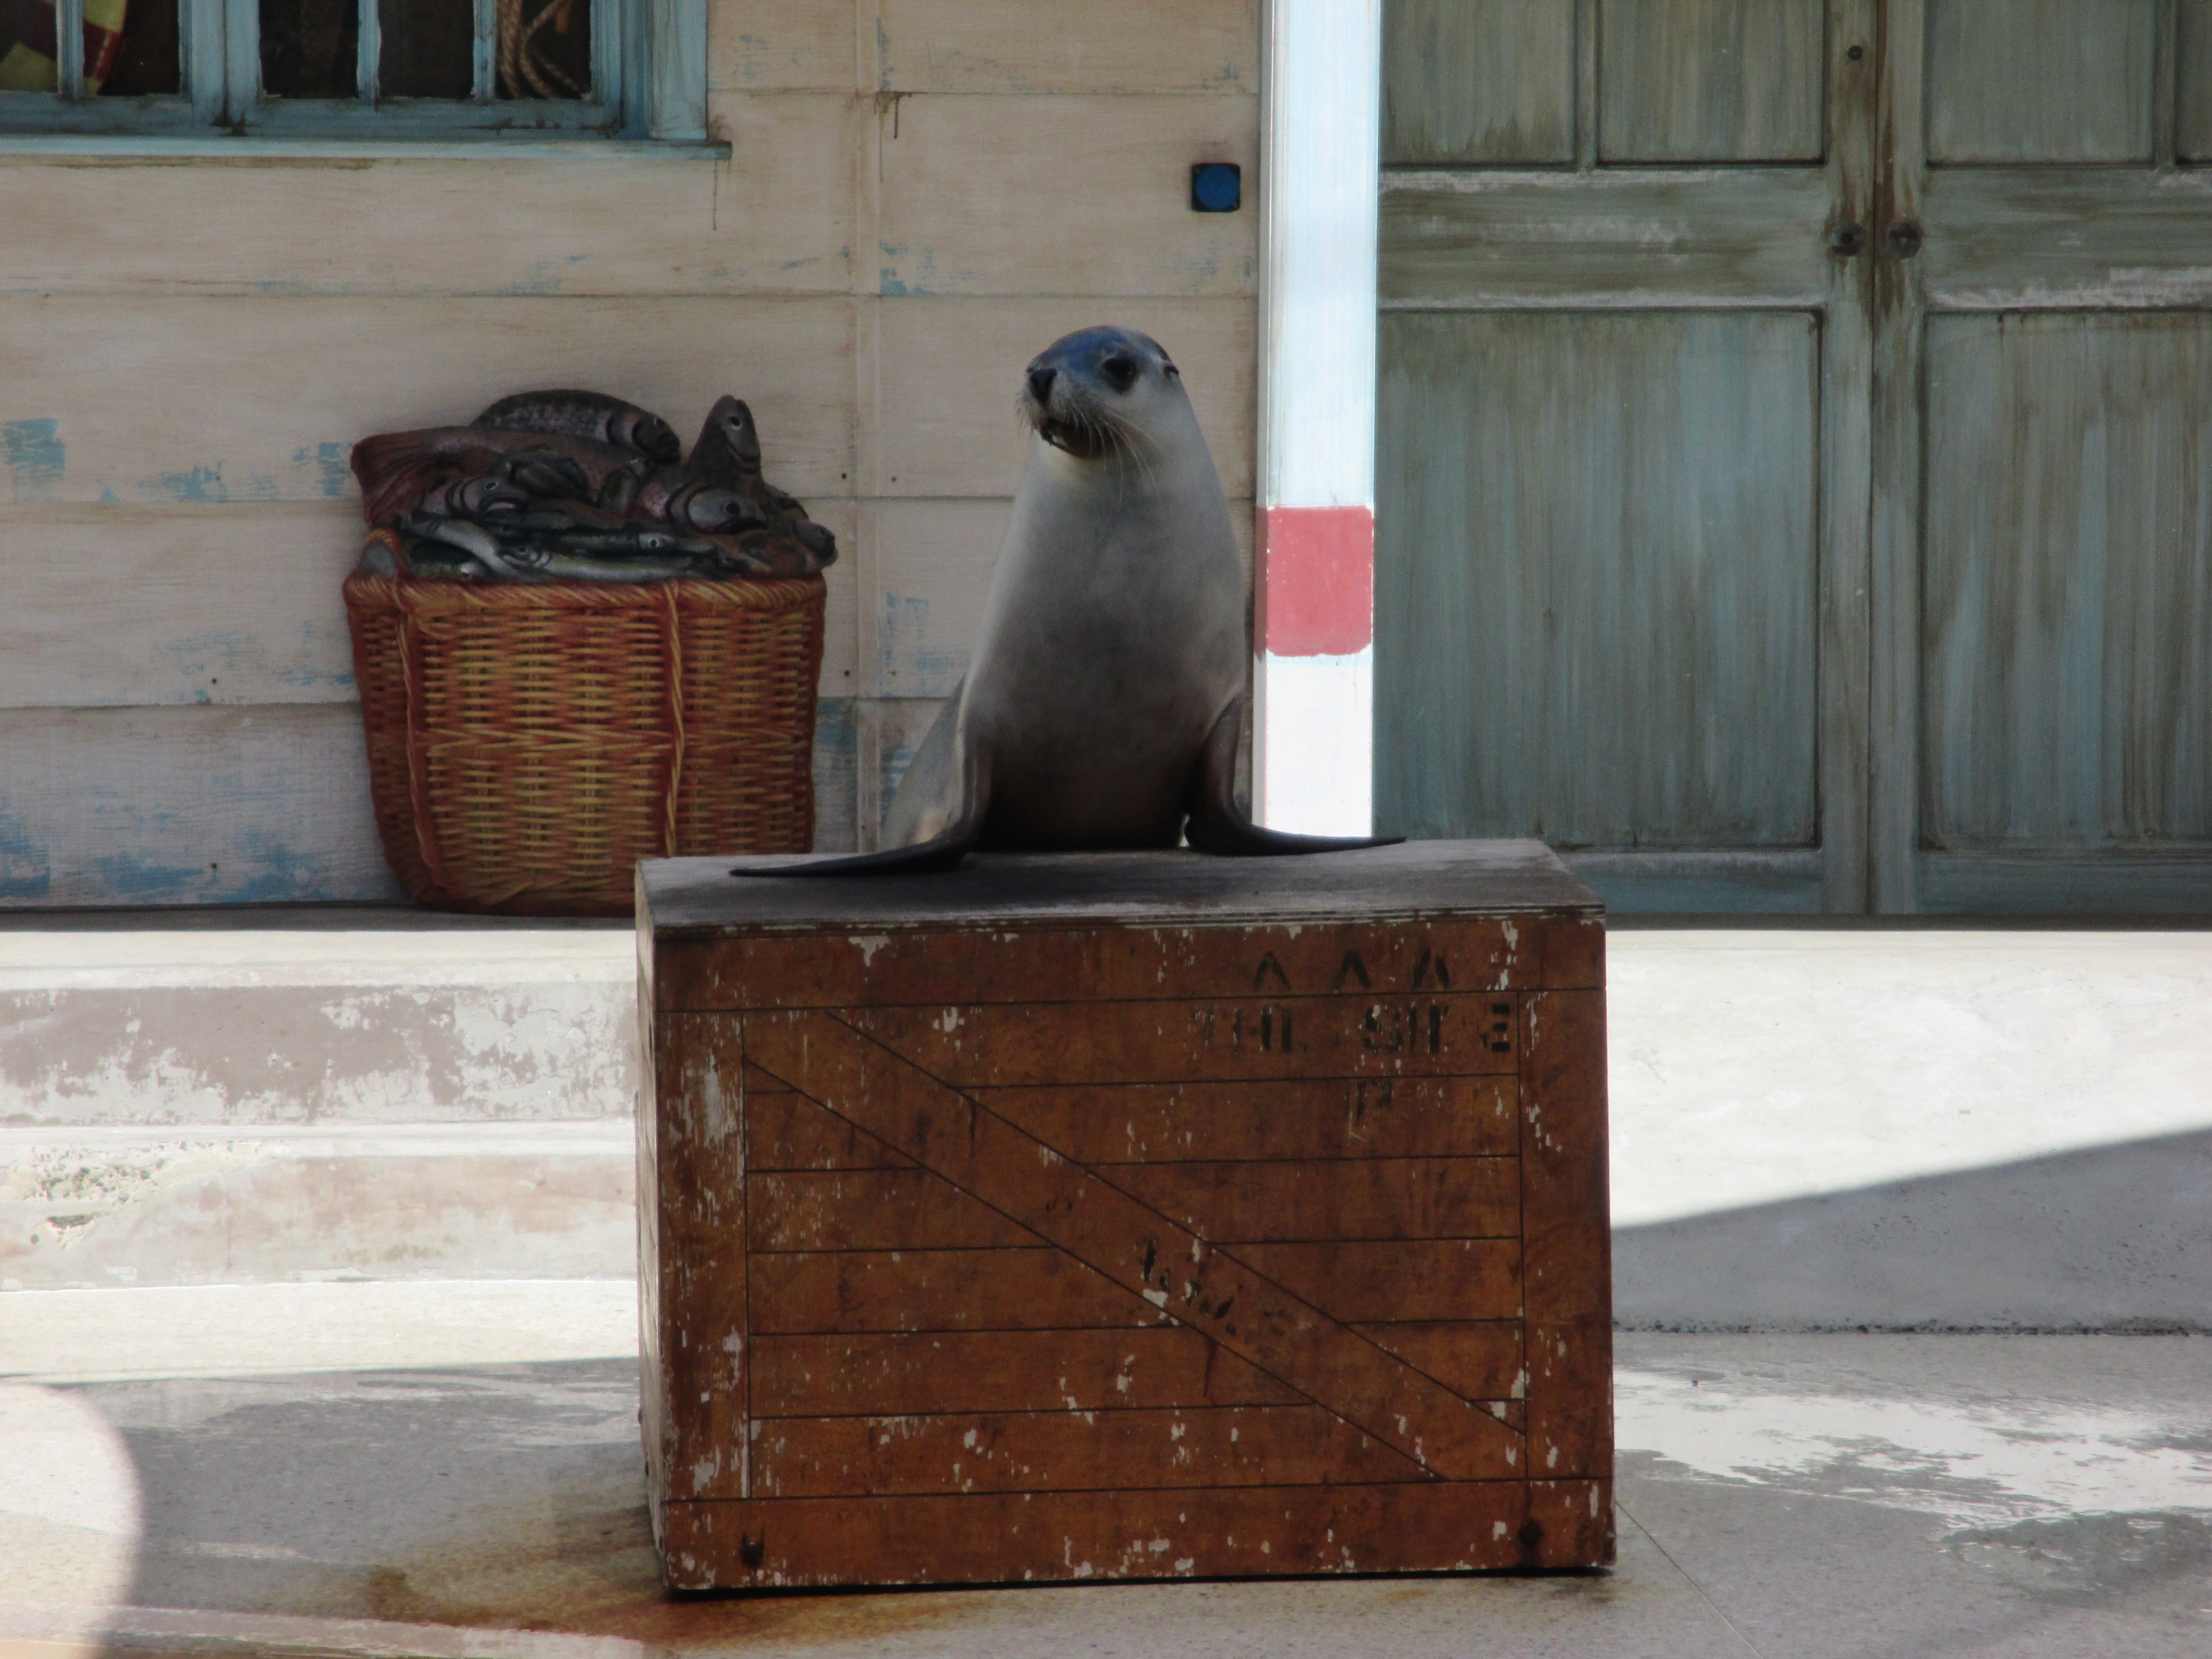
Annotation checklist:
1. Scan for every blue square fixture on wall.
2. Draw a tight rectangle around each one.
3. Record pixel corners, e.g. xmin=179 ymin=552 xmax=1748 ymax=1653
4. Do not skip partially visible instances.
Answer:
xmin=1190 ymin=163 xmax=1242 ymax=212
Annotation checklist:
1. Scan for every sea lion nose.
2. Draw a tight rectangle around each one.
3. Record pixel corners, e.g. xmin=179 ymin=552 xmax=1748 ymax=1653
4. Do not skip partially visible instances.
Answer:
xmin=1028 ymin=367 xmax=1057 ymax=406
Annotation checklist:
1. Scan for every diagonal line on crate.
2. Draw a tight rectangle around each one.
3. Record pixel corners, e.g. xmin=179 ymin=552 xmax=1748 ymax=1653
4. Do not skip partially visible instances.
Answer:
xmin=742 ymin=1009 xmax=1526 ymax=1484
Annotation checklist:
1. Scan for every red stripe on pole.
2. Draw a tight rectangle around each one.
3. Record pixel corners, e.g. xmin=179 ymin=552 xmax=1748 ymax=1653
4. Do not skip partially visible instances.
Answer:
xmin=1256 ymin=505 xmax=1374 ymax=657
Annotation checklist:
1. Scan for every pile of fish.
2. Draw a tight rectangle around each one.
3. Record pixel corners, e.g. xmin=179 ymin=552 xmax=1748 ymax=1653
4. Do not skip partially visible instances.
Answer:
xmin=349 ymin=390 xmax=837 ymax=584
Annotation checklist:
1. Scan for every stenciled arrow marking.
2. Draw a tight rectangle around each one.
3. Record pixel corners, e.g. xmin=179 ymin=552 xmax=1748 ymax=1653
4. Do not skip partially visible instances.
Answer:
xmin=743 ymin=1008 xmax=1524 ymax=1482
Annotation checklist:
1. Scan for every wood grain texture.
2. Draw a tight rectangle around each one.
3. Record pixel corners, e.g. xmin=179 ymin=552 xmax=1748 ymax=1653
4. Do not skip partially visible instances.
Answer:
xmin=744 ymin=1010 xmax=1529 ymax=1479
xmin=875 ymin=96 xmax=1256 ymax=299
xmin=1355 ymin=1320 xmax=1525 ymax=1404
xmin=659 ymin=1480 xmax=1536 ymax=1589
xmin=751 ymin=1246 xmax=1152 ymax=1334
xmin=979 ymin=1076 xmax=1520 ymax=1164
xmin=1921 ymin=170 xmax=2212 ymax=309
xmin=1380 ymin=170 xmax=1833 ymax=310
xmin=845 ymin=996 xmax=1517 ymax=1085
xmin=1113 ymin=1157 xmax=1519 ymax=1243
xmin=0 ymin=295 xmax=858 ymax=505
xmin=709 ymin=0 xmax=856 ymax=91
xmin=2179 ymin=0 xmax=2212 ymax=161
xmin=875 ymin=0 xmax=1258 ymax=95
xmin=1927 ymin=0 xmax=2155 ymax=163
xmin=875 ymin=297 xmax=1256 ymax=498
xmin=0 ymin=704 xmax=400 ymax=907
xmin=1229 ymin=1239 xmax=1522 ymax=1324
xmin=1922 ymin=314 xmax=2212 ymax=848
xmin=0 ymin=504 xmax=360 ymax=708
xmin=1382 ymin=0 xmax=1574 ymax=165
xmin=656 ymin=917 xmax=1545 ymax=1015
xmin=653 ymin=1013 xmax=750 ymax=1501
xmin=1528 ymin=1316 xmax=1612 ymax=1482
xmin=746 ymin=1083 xmax=917 ymax=1170
xmin=1528 ymin=1478 xmax=1616 ymax=1569
xmin=750 ymin=1404 xmax=1422 ymax=1498
xmin=751 ymin=1329 xmax=1303 ymax=1417
xmin=1598 ymin=0 xmax=1825 ymax=162
xmin=1376 ymin=310 xmax=1821 ymax=850
xmin=750 ymin=1168 xmax=1040 ymax=1250
xmin=0 ymin=105 xmax=853 ymax=297
xmin=1520 ymin=991 xmax=1611 ymax=1327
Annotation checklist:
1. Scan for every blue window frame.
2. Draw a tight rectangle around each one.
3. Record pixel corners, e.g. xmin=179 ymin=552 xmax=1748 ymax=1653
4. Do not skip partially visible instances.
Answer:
xmin=0 ymin=0 xmax=704 ymax=142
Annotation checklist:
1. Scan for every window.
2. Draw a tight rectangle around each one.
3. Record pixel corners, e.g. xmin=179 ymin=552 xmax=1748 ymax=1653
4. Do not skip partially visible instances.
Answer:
xmin=0 ymin=0 xmax=706 ymax=142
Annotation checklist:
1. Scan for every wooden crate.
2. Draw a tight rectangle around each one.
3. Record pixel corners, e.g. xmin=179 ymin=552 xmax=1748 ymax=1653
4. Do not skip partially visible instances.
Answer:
xmin=636 ymin=841 xmax=1611 ymax=1589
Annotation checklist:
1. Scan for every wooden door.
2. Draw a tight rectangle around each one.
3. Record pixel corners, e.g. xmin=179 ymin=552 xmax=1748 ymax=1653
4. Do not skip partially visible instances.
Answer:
xmin=1379 ymin=1 xmax=2212 ymax=913
xmin=1878 ymin=0 xmax=2212 ymax=912
xmin=1378 ymin=0 xmax=1876 ymax=913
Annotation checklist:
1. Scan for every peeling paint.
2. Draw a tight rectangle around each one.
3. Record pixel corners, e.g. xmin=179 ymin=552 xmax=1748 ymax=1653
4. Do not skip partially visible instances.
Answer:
xmin=2 ymin=419 xmax=64 ymax=502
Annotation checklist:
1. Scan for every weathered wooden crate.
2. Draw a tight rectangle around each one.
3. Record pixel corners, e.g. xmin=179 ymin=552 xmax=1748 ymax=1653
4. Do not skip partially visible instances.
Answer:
xmin=636 ymin=841 xmax=1611 ymax=1589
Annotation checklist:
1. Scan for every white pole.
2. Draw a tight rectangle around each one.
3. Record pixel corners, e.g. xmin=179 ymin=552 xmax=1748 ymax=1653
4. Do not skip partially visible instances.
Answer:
xmin=1254 ymin=0 xmax=1382 ymax=836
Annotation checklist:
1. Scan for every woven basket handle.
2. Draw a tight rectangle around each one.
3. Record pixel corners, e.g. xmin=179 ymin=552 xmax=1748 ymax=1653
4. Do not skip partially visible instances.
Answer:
xmin=660 ymin=581 xmax=686 ymax=856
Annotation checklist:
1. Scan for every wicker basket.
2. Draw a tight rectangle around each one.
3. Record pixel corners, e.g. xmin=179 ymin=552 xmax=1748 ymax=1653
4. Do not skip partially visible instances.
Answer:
xmin=344 ymin=558 xmax=824 ymax=915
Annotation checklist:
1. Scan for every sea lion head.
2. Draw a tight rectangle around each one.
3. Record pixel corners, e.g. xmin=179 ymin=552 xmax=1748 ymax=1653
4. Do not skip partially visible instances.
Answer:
xmin=1019 ymin=326 xmax=1185 ymax=461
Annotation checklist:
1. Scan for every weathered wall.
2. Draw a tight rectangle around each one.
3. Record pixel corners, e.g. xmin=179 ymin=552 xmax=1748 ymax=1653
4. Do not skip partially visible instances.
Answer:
xmin=0 ymin=0 xmax=1259 ymax=901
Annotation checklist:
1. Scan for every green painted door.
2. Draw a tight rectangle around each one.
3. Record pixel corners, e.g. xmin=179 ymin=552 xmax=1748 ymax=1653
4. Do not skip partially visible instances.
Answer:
xmin=1379 ymin=0 xmax=2212 ymax=913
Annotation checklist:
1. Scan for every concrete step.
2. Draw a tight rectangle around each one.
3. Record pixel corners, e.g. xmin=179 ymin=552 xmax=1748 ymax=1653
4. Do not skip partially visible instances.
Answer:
xmin=0 ymin=914 xmax=637 ymax=1290
xmin=0 ymin=914 xmax=2207 ymax=1326
xmin=0 ymin=1122 xmax=633 ymax=1291
xmin=0 ymin=914 xmax=635 ymax=1130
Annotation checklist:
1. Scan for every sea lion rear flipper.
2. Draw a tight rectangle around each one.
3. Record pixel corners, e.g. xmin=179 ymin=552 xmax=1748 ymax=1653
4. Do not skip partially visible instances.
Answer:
xmin=730 ymin=732 xmax=990 ymax=878
xmin=1183 ymin=703 xmax=1406 ymax=857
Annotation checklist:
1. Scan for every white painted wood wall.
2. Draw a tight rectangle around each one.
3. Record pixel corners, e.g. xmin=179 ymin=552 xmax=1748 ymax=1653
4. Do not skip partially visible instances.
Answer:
xmin=0 ymin=0 xmax=1260 ymax=903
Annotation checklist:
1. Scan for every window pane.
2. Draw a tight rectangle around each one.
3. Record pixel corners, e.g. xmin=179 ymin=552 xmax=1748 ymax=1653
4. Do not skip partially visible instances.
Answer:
xmin=1 ymin=0 xmax=175 ymax=92
xmin=102 ymin=0 xmax=181 ymax=95
xmin=261 ymin=0 xmax=358 ymax=98
xmin=497 ymin=0 xmax=587 ymax=99
xmin=380 ymin=0 xmax=471 ymax=97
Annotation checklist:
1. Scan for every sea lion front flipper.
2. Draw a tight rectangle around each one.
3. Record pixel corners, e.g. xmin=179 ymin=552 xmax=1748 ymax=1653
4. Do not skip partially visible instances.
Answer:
xmin=1183 ymin=703 xmax=1407 ymax=857
xmin=730 ymin=729 xmax=991 ymax=878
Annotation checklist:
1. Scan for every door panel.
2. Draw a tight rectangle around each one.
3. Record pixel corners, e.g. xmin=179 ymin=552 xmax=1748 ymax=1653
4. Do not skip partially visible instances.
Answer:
xmin=1383 ymin=0 xmax=1577 ymax=166
xmin=1922 ymin=314 xmax=2212 ymax=848
xmin=1925 ymin=0 xmax=2158 ymax=164
xmin=1377 ymin=312 xmax=1821 ymax=850
xmin=1898 ymin=0 xmax=2212 ymax=910
xmin=2177 ymin=0 xmax=2212 ymax=159
xmin=1598 ymin=0 xmax=1828 ymax=162
xmin=1379 ymin=0 xmax=1873 ymax=913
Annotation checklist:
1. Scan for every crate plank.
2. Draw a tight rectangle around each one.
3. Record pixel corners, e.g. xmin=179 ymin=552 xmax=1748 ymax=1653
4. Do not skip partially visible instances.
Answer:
xmin=752 ymin=1330 xmax=1304 ymax=1418
xmin=1115 ymin=1157 xmax=1517 ymax=1243
xmin=656 ymin=911 xmax=1546 ymax=1010
xmin=751 ymin=1404 xmax=1421 ymax=1498
xmin=1232 ymin=1240 xmax=1522 ymax=1324
xmin=746 ymin=1087 xmax=915 ymax=1171
xmin=1529 ymin=1478 xmax=1616 ymax=1569
xmin=978 ymin=1076 xmax=1519 ymax=1163
xmin=652 ymin=1014 xmax=749 ymax=1501
xmin=658 ymin=1481 xmax=1533 ymax=1590
xmin=749 ymin=1169 xmax=1038 ymax=1251
xmin=847 ymin=995 xmax=1516 ymax=1084
xmin=749 ymin=1247 xmax=1152 ymax=1334
xmin=745 ymin=1010 xmax=1526 ymax=1481
xmin=1521 ymin=990 xmax=1611 ymax=1324
xmin=1528 ymin=1316 xmax=1613 ymax=1484
xmin=1352 ymin=1321 xmax=1526 ymax=1404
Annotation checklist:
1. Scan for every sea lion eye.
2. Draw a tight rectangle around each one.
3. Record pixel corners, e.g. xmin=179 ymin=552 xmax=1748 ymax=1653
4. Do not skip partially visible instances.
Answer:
xmin=1102 ymin=353 xmax=1139 ymax=391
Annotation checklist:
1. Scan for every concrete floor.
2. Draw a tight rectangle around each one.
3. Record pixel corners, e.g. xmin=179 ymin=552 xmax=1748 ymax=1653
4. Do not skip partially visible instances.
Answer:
xmin=3 ymin=1284 xmax=2208 ymax=1659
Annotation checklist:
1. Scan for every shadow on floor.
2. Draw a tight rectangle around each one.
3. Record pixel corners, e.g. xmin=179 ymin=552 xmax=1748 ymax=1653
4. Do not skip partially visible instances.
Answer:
xmin=1615 ymin=1127 xmax=2212 ymax=1331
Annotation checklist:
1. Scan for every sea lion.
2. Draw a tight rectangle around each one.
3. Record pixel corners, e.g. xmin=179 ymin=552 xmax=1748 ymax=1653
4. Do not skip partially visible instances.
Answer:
xmin=745 ymin=325 xmax=1396 ymax=876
